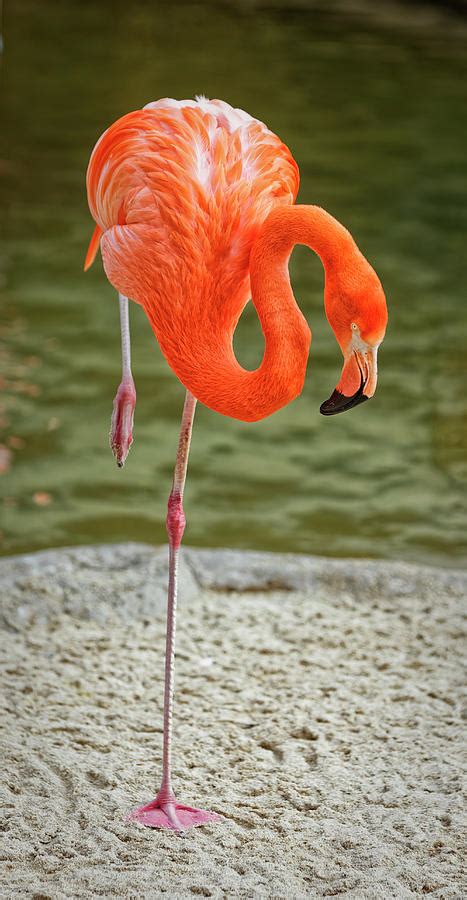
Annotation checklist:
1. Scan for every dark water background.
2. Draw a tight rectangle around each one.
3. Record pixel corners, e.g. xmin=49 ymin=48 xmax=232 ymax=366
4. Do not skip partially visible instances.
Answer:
xmin=1 ymin=1 xmax=467 ymax=565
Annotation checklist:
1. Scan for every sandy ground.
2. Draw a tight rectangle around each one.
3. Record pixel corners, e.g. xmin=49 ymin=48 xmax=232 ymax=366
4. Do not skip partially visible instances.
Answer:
xmin=1 ymin=543 xmax=466 ymax=899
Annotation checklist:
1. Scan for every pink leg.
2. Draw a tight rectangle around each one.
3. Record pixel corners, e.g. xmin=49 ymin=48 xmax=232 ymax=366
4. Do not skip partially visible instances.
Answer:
xmin=110 ymin=293 xmax=136 ymax=467
xmin=128 ymin=391 xmax=222 ymax=832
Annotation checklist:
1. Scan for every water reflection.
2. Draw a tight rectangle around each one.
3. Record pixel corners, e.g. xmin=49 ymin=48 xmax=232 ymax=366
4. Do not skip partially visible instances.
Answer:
xmin=1 ymin=1 xmax=466 ymax=565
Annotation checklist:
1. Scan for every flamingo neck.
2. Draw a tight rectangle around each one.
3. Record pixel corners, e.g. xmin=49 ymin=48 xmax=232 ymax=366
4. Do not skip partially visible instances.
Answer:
xmin=253 ymin=204 xmax=356 ymax=272
xmin=143 ymin=205 xmax=356 ymax=422
xmin=248 ymin=203 xmax=357 ymax=408
xmin=177 ymin=206 xmax=354 ymax=422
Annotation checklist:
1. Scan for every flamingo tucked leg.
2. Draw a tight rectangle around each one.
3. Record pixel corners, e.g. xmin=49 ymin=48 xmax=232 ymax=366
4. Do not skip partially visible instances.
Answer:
xmin=109 ymin=293 xmax=136 ymax=467
xmin=127 ymin=390 xmax=222 ymax=832
xmin=84 ymin=226 xmax=136 ymax=467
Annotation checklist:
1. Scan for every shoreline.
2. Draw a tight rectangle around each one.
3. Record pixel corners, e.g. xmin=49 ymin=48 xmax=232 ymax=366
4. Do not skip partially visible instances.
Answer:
xmin=1 ymin=542 xmax=466 ymax=631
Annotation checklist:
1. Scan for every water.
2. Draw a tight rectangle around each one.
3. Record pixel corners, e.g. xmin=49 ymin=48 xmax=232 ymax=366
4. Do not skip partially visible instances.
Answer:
xmin=1 ymin=1 xmax=467 ymax=566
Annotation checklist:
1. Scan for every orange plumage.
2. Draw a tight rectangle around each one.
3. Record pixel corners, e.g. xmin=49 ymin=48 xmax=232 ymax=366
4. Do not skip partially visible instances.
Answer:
xmin=85 ymin=97 xmax=387 ymax=421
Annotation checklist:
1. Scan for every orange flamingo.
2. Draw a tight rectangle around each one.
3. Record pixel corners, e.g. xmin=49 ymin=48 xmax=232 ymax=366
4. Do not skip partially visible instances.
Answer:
xmin=84 ymin=97 xmax=388 ymax=832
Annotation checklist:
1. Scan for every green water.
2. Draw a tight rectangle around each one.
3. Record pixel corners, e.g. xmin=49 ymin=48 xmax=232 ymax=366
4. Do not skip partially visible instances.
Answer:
xmin=1 ymin=1 xmax=467 ymax=566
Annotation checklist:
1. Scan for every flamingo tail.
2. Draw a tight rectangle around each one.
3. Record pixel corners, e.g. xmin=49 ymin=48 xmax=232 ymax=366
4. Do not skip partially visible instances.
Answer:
xmin=84 ymin=224 xmax=103 ymax=271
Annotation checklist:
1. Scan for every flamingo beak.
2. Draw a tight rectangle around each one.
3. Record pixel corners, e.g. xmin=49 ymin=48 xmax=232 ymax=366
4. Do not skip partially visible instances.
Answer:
xmin=320 ymin=344 xmax=378 ymax=416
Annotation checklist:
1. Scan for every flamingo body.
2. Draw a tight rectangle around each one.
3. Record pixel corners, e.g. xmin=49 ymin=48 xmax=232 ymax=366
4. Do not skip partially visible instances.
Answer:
xmin=86 ymin=97 xmax=304 ymax=421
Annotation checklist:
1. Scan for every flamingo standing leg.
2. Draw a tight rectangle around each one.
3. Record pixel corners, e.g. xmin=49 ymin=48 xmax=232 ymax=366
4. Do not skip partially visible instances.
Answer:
xmin=110 ymin=293 xmax=136 ymax=467
xmin=129 ymin=390 xmax=222 ymax=831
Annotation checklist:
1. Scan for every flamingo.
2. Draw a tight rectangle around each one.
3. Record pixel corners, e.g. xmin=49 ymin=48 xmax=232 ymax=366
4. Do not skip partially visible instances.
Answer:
xmin=84 ymin=97 xmax=388 ymax=832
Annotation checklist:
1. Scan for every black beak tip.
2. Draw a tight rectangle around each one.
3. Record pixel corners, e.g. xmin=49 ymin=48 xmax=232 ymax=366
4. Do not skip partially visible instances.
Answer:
xmin=320 ymin=388 xmax=369 ymax=416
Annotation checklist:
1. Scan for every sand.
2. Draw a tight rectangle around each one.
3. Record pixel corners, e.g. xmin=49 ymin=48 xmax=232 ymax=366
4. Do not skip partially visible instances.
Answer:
xmin=1 ymin=543 xmax=466 ymax=899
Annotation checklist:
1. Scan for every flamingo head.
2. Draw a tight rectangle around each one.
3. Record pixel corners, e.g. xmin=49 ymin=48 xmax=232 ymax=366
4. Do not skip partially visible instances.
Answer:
xmin=320 ymin=255 xmax=388 ymax=415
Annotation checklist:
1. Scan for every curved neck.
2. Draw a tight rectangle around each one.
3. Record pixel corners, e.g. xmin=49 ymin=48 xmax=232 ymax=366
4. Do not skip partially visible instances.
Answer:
xmin=246 ymin=205 xmax=357 ymax=417
xmin=149 ymin=205 xmax=356 ymax=422
xmin=254 ymin=204 xmax=356 ymax=269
